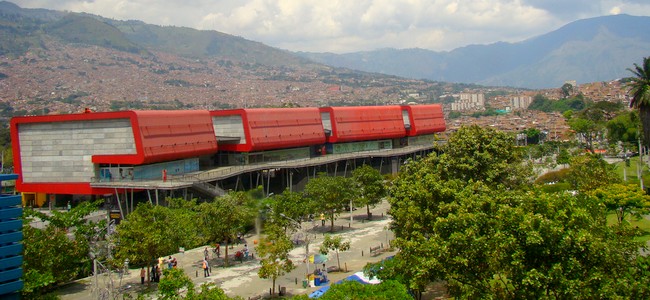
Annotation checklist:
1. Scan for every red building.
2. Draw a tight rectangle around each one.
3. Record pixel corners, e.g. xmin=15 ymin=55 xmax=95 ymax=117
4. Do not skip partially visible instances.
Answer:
xmin=11 ymin=105 xmax=446 ymax=206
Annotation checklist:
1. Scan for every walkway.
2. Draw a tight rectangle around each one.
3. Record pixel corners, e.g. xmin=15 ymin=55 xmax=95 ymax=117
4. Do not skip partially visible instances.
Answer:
xmin=55 ymin=201 xmax=396 ymax=299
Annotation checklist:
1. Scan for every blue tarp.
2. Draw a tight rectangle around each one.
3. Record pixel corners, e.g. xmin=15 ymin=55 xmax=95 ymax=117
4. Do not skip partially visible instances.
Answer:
xmin=309 ymin=272 xmax=380 ymax=298
xmin=308 ymin=285 xmax=331 ymax=298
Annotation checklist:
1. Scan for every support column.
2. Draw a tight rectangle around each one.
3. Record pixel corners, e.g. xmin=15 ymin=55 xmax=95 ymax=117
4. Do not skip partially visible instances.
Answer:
xmin=391 ymin=157 xmax=399 ymax=175
xmin=130 ymin=189 xmax=134 ymax=213
xmin=289 ymin=170 xmax=293 ymax=192
xmin=115 ymin=188 xmax=124 ymax=220
xmin=267 ymin=169 xmax=272 ymax=196
xmin=123 ymin=190 xmax=128 ymax=215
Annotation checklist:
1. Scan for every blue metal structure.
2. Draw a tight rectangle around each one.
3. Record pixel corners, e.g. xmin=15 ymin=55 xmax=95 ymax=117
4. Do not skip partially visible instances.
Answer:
xmin=0 ymin=174 xmax=22 ymax=298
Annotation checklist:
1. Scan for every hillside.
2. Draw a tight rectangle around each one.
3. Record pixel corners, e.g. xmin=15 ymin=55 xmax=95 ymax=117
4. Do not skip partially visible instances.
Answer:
xmin=298 ymin=14 xmax=650 ymax=89
xmin=1 ymin=1 xmax=485 ymax=115
xmin=0 ymin=1 xmax=313 ymax=68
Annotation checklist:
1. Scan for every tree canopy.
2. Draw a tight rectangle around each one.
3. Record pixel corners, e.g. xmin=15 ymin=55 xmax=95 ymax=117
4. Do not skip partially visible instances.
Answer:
xmin=383 ymin=125 xmax=649 ymax=299
xmin=194 ymin=191 xmax=256 ymax=266
xmin=22 ymin=201 xmax=103 ymax=297
xmin=304 ymin=173 xmax=357 ymax=231
xmin=436 ymin=125 xmax=532 ymax=188
xmin=113 ymin=202 xmax=198 ymax=267
xmin=607 ymin=110 xmax=639 ymax=147
xmin=352 ymin=164 xmax=387 ymax=219
xmin=528 ymin=93 xmax=586 ymax=113
xmin=256 ymin=224 xmax=295 ymax=295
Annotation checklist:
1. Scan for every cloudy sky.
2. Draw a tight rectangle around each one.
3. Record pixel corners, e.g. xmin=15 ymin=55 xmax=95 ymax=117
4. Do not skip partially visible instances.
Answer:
xmin=12 ymin=0 xmax=650 ymax=53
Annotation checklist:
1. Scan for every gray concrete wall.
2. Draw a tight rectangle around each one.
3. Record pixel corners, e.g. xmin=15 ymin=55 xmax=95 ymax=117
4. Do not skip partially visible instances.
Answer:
xmin=18 ymin=119 xmax=136 ymax=183
xmin=212 ymin=115 xmax=246 ymax=144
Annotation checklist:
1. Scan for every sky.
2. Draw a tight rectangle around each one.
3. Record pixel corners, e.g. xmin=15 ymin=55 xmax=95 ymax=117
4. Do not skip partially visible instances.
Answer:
xmin=11 ymin=0 xmax=650 ymax=53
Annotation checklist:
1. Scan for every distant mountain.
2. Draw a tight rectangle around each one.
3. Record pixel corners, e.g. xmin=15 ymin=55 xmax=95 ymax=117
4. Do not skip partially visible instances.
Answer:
xmin=3 ymin=1 xmax=469 ymax=115
xmin=0 ymin=1 xmax=314 ymax=68
xmin=297 ymin=14 xmax=650 ymax=89
xmin=5 ymin=1 xmax=645 ymax=91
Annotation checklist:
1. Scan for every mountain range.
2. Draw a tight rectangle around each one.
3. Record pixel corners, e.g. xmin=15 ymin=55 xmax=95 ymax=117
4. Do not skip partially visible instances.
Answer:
xmin=1 ymin=1 xmax=648 ymax=91
xmin=298 ymin=14 xmax=650 ymax=89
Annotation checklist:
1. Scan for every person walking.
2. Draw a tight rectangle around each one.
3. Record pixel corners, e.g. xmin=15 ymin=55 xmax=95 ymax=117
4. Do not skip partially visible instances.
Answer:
xmin=320 ymin=213 xmax=325 ymax=226
xmin=202 ymin=259 xmax=210 ymax=277
xmin=204 ymin=247 xmax=209 ymax=260
xmin=140 ymin=267 xmax=145 ymax=284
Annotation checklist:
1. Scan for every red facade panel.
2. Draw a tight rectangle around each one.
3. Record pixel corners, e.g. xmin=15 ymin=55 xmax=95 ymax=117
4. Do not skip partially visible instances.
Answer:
xmin=11 ymin=110 xmax=218 ymax=195
xmin=212 ymin=108 xmax=326 ymax=152
xmin=320 ymin=106 xmax=406 ymax=143
xmin=403 ymin=104 xmax=446 ymax=136
xmin=90 ymin=110 xmax=218 ymax=164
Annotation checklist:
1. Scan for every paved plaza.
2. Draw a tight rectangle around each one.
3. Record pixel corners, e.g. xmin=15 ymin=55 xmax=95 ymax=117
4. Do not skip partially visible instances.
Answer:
xmin=55 ymin=201 xmax=397 ymax=299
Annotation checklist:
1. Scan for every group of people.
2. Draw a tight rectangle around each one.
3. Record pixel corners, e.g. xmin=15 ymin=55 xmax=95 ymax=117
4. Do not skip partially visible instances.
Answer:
xmin=139 ymin=256 xmax=178 ymax=284
xmin=315 ymin=263 xmax=329 ymax=283
xmin=141 ymin=265 xmax=161 ymax=284
xmin=234 ymin=244 xmax=250 ymax=262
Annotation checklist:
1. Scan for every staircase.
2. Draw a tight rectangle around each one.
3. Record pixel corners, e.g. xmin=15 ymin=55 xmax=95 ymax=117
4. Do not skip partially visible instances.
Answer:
xmin=191 ymin=181 xmax=227 ymax=198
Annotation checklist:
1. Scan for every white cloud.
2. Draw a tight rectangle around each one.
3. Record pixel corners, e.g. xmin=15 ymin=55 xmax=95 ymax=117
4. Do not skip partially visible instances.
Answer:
xmin=10 ymin=0 xmax=650 ymax=53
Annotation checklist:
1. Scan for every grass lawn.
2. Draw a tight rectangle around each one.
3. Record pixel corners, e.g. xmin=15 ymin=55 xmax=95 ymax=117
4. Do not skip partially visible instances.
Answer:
xmin=611 ymin=156 xmax=650 ymax=185
xmin=607 ymin=213 xmax=650 ymax=243
xmin=607 ymin=158 xmax=650 ymax=243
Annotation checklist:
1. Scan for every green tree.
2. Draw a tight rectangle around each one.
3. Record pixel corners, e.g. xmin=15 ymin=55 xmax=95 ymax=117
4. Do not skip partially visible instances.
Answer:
xmin=22 ymin=201 xmax=102 ymax=297
xmin=195 ymin=191 xmax=256 ymax=267
xmin=628 ymin=57 xmax=650 ymax=146
xmin=447 ymin=111 xmax=462 ymax=119
xmin=436 ymin=125 xmax=531 ymax=188
xmin=556 ymin=148 xmax=571 ymax=166
xmin=589 ymin=183 xmax=650 ymax=225
xmin=352 ymin=164 xmax=387 ymax=219
xmin=561 ymin=83 xmax=574 ymax=98
xmin=113 ymin=203 xmax=186 ymax=272
xmin=264 ymin=189 xmax=312 ymax=233
xmin=304 ymin=174 xmax=356 ymax=231
xmin=566 ymin=154 xmax=620 ymax=192
xmin=189 ymin=283 xmax=241 ymax=299
xmin=568 ymin=116 xmax=600 ymax=152
xmin=390 ymin=174 xmax=642 ymax=298
xmin=387 ymin=127 xmax=647 ymax=298
xmin=256 ymin=224 xmax=295 ymax=295
xmin=158 ymin=267 xmax=195 ymax=300
xmin=364 ymin=247 xmax=431 ymax=299
xmin=607 ymin=110 xmax=639 ymax=159
xmin=318 ymin=280 xmax=411 ymax=300
xmin=319 ymin=234 xmax=350 ymax=272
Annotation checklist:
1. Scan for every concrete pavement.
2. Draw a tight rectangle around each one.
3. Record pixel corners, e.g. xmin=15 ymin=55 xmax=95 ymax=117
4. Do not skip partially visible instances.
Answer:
xmin=56 ymin=201 xmax=396 ymax=299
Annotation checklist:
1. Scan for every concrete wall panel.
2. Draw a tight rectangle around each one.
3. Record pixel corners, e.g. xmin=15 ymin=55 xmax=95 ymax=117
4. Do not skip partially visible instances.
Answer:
xmin=18 ymin=119 xmax=136 ymax=183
